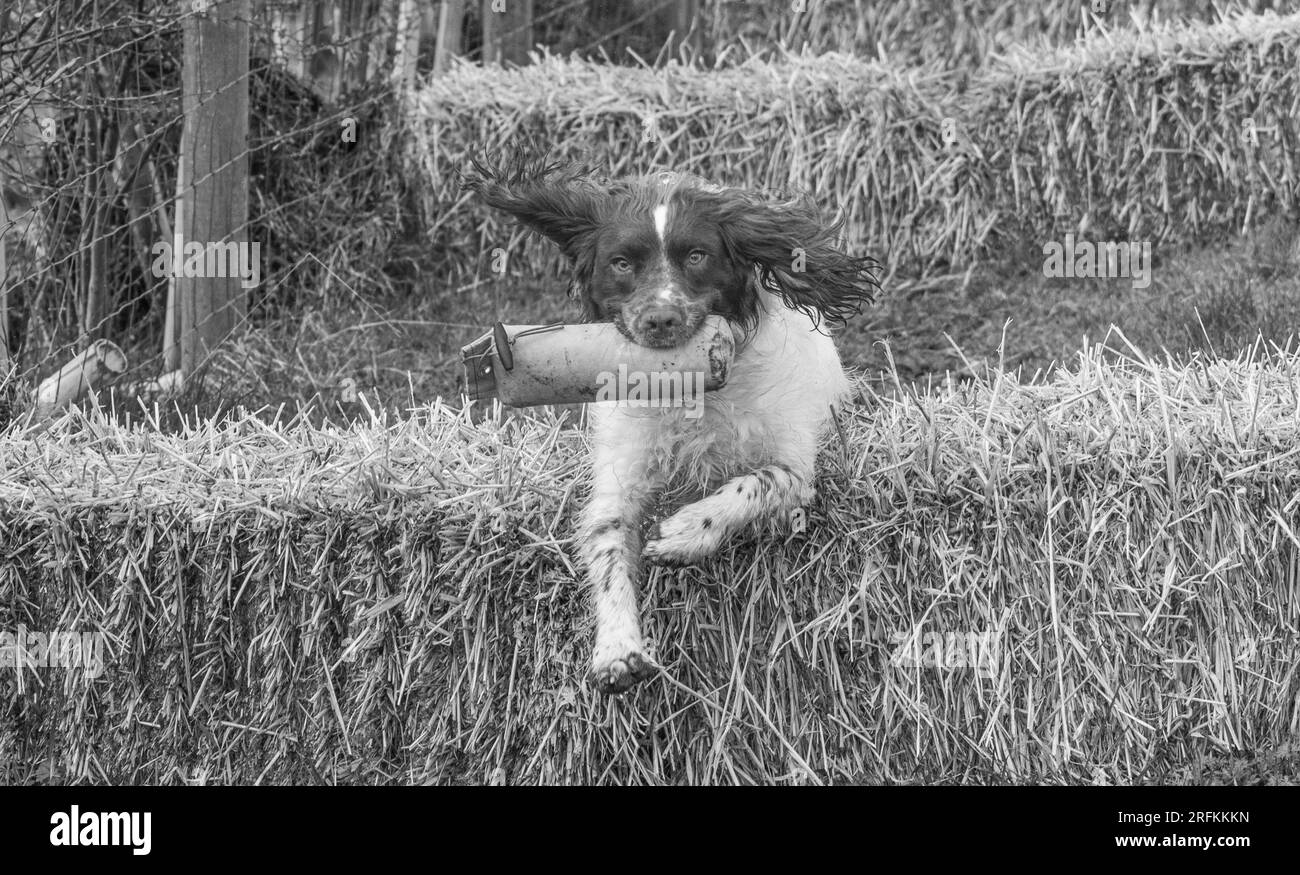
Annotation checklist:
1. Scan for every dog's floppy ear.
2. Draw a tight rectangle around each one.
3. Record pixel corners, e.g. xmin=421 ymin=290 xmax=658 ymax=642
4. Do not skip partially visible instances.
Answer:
xmin=699 ymin=188 xmax=880 ymax=327
xmin=462 ymin=156 xmax=606 ymax=267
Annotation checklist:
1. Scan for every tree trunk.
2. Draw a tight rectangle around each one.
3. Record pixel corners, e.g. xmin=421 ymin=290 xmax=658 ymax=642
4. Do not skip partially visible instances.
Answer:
xmin=392 ymin=0 xmax=421 ymax=89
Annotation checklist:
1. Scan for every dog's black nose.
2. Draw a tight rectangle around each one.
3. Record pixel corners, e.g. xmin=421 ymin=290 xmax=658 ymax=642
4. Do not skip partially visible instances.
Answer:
xmin=638 ymin=304 xmax=684 ymax=336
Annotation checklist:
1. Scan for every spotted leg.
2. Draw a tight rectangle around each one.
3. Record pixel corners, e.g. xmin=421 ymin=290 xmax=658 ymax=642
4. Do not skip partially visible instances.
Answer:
xmin=643 ymin=459 xmax=814 ymax=566
xmin=579 ymin=445 xmax=663 ymax=694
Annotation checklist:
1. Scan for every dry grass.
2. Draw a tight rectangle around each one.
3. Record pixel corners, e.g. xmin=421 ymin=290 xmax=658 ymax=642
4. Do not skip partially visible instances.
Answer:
xmin=3 ymin=334 xmax=1298 ymax=784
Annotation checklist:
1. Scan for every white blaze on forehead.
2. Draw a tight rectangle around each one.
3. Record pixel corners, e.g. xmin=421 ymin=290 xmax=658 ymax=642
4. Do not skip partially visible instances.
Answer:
xmin=651 ymin=202 xmax=677 ymax=301
xmin=653 ymin=204 xmax=669 ymax=244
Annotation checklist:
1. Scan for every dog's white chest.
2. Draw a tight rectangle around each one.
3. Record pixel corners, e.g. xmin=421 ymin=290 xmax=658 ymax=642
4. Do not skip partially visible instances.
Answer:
xmin=588 ymin=296 xmax=850 ymax=492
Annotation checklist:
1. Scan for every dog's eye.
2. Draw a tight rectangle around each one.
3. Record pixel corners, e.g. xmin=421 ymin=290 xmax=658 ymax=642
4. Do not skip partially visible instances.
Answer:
xmin=610 ymin=257 xmax=633 ymax=273
xmin=686 ymin=250 xmax=707 ymax=266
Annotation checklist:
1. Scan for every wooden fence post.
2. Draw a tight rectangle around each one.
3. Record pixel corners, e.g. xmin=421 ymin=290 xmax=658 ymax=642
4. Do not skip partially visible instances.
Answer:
xmin=175 ymin=0 xmax=252 ymax=380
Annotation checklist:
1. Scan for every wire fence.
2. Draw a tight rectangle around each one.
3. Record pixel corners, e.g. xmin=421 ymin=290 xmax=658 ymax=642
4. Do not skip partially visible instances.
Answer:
xmin=0 ymin=0 xmax=421 ymax=412
xmin=2 ymin=0 xmax=1295 ymax=422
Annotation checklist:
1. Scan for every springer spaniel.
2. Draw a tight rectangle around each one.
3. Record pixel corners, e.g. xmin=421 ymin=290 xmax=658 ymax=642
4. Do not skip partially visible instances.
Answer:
xmin=466 ymin=161 xmax=879 ymax=695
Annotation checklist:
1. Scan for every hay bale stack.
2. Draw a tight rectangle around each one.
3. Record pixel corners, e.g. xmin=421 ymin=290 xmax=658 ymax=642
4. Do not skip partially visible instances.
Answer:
xmin=414 ymin=51 xmax=959 ymax=274
xmin=2 ymin=340 xmax=1298 ymax=784
xmin=713 ymin=0 xmax=1289 ymax=71
xmin=977 ymin=10 xmax=1300 ymax=251
xmin=411 ymin=10 xmax=1300 ymax=278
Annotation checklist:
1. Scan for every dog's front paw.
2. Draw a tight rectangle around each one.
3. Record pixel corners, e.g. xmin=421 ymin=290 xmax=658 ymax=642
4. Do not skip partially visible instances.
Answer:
xmin=590 ymin=647 xmax=659 ymax=696
xmin=642 ymin=510 xmax=722 ymax=566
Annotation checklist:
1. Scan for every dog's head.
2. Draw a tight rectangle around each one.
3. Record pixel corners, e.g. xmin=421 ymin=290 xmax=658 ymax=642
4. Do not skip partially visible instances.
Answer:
xmin=464 ymin=158 xmax=880 ymax=349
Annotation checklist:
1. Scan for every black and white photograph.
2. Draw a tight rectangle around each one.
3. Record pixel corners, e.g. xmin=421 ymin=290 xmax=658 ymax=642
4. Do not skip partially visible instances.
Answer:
xmin=0 ymin=0 xmax=1296 ymax=846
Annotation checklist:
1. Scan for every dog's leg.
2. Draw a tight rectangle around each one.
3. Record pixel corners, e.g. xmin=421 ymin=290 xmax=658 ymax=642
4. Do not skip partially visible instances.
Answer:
xmin=580 ymin=442 xmax=662 ymax=695
xmin=643 ymin=458 xmax=814 ymax=566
